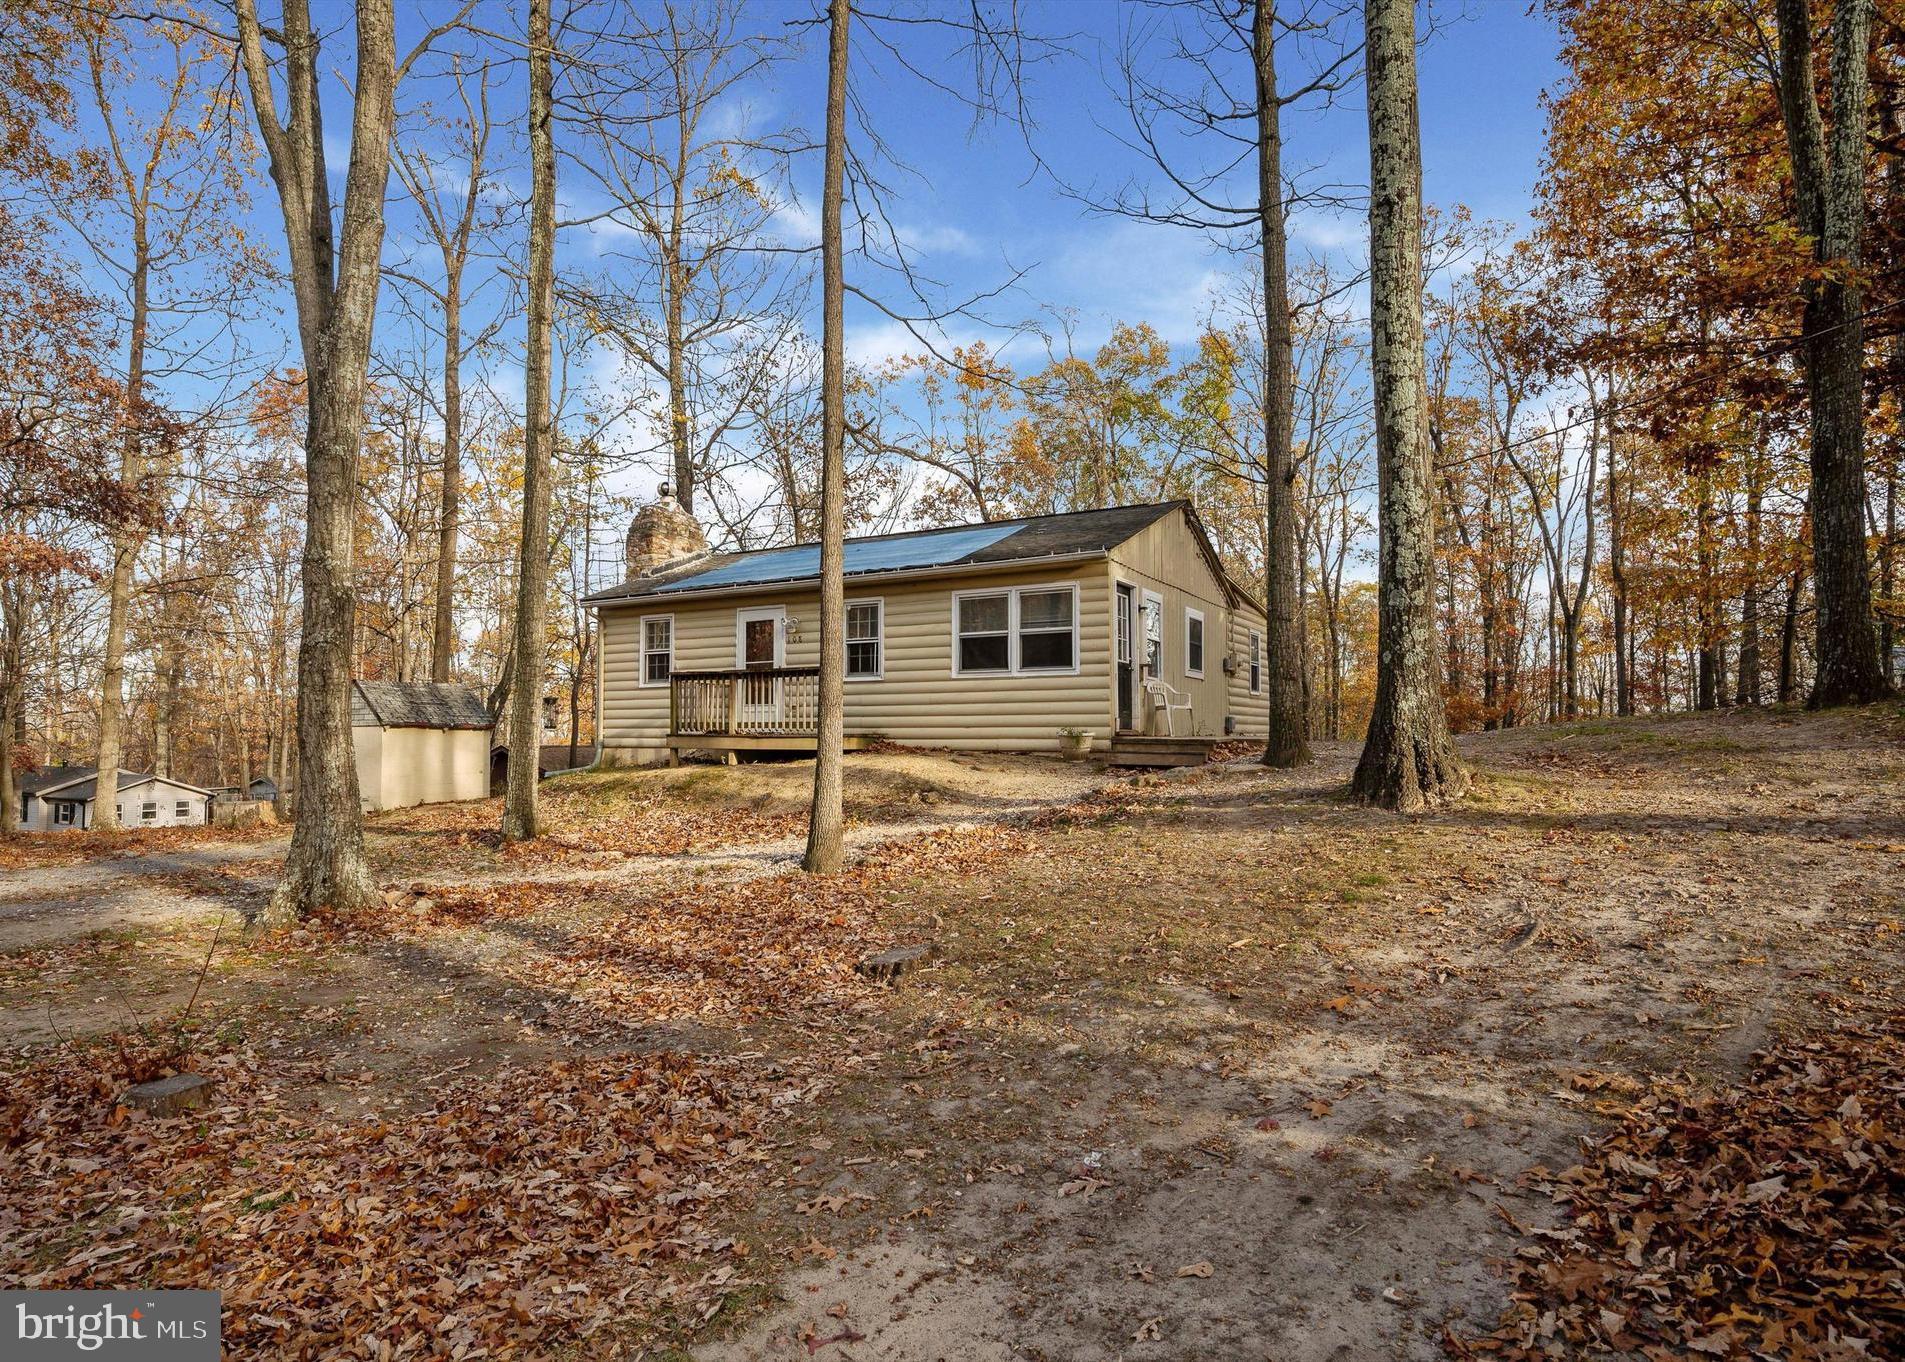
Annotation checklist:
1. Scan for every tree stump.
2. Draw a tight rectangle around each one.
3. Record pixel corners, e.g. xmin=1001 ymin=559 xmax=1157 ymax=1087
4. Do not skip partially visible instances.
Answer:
xmin=854 ymin=944 xmax=932 ymax=983
xmin=123 ymin=1073 xmax=216 ymax=1116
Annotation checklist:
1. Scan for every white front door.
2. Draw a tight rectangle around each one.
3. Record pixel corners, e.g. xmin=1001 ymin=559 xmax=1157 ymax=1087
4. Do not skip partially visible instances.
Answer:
xmin=734 ymin=607 xmax=786 ymax=728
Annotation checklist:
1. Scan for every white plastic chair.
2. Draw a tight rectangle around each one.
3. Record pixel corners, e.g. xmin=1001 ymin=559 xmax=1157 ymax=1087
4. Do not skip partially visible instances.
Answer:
xmin=1141 ymin=677 xmax=1193 ymax=736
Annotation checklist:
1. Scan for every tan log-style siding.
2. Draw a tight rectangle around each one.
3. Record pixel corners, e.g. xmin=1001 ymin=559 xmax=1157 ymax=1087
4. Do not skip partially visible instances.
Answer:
xmin=1106 ymin=512 xmax=1263 ymax=739
xmin=1227 ymin=608 xmax=1269 ymax=737
xmin=600 ymin=562 xmax=1109 ymax=761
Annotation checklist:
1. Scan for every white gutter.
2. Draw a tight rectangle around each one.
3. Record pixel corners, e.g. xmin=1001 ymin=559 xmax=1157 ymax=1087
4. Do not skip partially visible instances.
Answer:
xmin=584 ymin=548 xmax=1112 ymax=613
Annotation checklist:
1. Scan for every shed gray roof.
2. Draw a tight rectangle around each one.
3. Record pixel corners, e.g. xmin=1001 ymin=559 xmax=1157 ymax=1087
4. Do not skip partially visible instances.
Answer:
xmin=22 ymin=767 xmax=210 ymax=801
xmin=585 ymin=501 xmax=1185 ymax=605
xmin=351 ymin=680 xmax=493 ymax=731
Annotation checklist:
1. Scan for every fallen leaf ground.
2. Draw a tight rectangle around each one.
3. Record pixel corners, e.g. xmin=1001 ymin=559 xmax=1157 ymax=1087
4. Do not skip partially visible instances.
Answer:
xmin=0 ymin=708 xmax=1899 ymax=1361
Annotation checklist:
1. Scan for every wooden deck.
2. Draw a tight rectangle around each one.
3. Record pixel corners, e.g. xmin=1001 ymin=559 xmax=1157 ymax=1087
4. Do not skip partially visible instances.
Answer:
xmin=1106 ymin=734 xmax=1221 ymax=768
xmin=668 ymin=667 xmax=877 ymax=764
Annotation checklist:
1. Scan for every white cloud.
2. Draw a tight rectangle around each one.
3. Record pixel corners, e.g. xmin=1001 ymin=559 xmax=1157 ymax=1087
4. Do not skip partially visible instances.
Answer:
xmin=1038 ymin=219 xmax=1233 ymax=347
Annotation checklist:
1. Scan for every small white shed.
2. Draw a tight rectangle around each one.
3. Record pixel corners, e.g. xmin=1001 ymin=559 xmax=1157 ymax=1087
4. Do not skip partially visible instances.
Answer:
xmin=18 ymin=767 xmax=214 ymax=830
xmin=350 ymin=680 xmax=494 ymax=811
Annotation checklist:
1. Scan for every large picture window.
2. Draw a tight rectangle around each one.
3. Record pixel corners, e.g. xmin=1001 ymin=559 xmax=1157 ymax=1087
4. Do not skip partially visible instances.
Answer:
xmin=1184 ymin=608 xmax=1205 ymax=678
xmin=846 ymin=599 xmax=884 ymax=679
xmin=641 ymin=615 xmax=674 ymax=686
xmin=953 ymin=585 xmax=1081 ymax=675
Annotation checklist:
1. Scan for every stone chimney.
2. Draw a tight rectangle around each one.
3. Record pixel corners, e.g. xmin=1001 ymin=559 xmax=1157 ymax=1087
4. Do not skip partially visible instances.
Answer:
xmin=624 ymin=482 xmax=708 ymax=581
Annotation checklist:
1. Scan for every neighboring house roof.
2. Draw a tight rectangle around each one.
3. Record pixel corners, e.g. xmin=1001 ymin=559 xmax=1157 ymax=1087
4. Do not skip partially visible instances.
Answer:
xmin=351 ymin=680 xmax=493 ymax=731
xmin=585 ymin=501 xmax=1185 ymax=606
xmin=20 ymin=766 xmax=106 ymax=796
xmin=24 ymin=767 xmax=213 ymax=802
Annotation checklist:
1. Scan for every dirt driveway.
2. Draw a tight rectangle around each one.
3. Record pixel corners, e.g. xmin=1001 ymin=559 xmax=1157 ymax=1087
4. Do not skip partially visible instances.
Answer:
xmin=0 ymin=749 xmax=1116 ymax=1044
xmin=695 ymin=708 xmax=1904 ymax=1361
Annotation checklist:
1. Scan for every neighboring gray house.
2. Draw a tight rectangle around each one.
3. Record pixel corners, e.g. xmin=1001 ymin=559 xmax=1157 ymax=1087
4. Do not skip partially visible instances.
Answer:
xmin=18 ymin=767 xmax=214 ymax=831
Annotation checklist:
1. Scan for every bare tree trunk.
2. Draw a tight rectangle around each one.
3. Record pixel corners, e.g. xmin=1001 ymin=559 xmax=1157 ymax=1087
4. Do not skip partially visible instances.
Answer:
xmin=0 ymin=575 xmax=25 ymax=834
xmin=502 ymin=0 xmax=557 ymax=844
xmin=237 ymin=0 xmax=405 ymax=923
xmin=94 ymin=228 xmax=151 ymax=827
xmin=1883 ymin=461 xmax=1897 ymax=687
xmin=1350 ymin=0 xmax=1466 ymax=812
xmin=1738 ymin=448 xmax=1764 ymax=705
xmin=1607 ymin=401 xmax=1631 ymax=716
xmin=804 ymin=0 xmax=849 ymax=874
xmin=1778 ymin=563 xmax=1804 ymax=703
xmin=430 ymin=289 xmax=463 ymax=681
xmin=1774 ymin=0 xmax=1891 ymax=705
xmin=1694 ymin=470 xmax=1720 ymax=710
xmin=1253 ymin=0 xmax=1310 ymax=768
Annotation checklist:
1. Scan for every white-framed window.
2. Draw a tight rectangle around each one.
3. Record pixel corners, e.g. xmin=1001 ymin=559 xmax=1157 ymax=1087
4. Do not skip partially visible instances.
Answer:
xmin=140 ymin=801 xmax=157 ymax=822
xmin=954 ymin=591 xmax=1011 ymax=673
xmin=174 ymin=800 xmax=190 ymax=819
xmin=54 ymin=802 xmax=75 ymax=826
xmin=1017 ymin=587 xmax=1076 ymax=671
xmin=1184 ymin=608 xmax=1206 ymax=678
xmin=1249 ymin=629 xmax=1263 ymax=695
xmin=846 ymin=598 xmax=884 ymax=680
xmin=640 ymin=614 xmax=674 ymax=686
xmin=952 ymin=583 xmax=1081 ymax=676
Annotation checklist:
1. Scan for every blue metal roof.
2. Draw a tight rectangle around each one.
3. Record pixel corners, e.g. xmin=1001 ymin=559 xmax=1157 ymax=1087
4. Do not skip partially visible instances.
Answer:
xmin=650 ymin=523 xmax=1019 ymax=594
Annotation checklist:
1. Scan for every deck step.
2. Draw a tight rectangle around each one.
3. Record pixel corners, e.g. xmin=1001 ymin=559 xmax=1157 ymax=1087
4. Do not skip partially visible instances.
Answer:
xmin=1107 ymin=735 xmax=1220 ymax=768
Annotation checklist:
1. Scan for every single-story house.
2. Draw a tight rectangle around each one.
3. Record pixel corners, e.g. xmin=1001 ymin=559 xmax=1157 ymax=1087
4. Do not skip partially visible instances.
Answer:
xmin=18 ymin=766 xmax=214 ymax=830
xmin=584 ymin=496 xmax=1269 ymax=766
xmin=351 ymin=680 xmax=494 ymax=811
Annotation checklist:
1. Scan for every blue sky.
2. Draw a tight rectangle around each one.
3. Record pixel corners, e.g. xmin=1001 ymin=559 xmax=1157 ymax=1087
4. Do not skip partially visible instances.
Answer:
xmin=739 ymin=0 xmax=1566 ymax=366
xmin=79 ymin=1 xmax=1566 ymax=523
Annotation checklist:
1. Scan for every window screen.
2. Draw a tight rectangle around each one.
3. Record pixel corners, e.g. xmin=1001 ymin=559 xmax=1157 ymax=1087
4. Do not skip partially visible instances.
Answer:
xmin=957 ymin=593 xmax=1010 ymax=672
xmin=846 ymin=601 xmax=882 ymax=678
xmin=643 ymin=617 xmax=673 ymax=684
xmin=1018 ymin=589 xmax=1075 ymax=671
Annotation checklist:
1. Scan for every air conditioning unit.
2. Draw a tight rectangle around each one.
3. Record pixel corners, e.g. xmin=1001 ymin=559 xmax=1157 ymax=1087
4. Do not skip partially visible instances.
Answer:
xmin=1224 ymin=715 xmax=1236 ymax=735
xmin=1221 ymin=655 xmax=1238 ymax=676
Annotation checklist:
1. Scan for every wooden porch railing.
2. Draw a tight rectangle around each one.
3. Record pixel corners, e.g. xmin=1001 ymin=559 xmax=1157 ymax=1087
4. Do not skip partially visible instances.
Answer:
xmin=670 ymin=667 xmax=820 ymax=737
